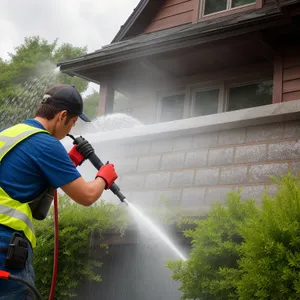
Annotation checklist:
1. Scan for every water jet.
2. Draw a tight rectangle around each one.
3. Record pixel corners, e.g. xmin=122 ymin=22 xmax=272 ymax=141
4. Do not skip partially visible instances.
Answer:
xmin=67 ymin=131 xmax=186 ymax=261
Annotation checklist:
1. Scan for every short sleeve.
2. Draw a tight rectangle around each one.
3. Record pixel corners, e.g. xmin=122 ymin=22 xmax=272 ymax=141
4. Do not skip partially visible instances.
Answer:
xmin=33 ymin=134 xmax=81 ymax=189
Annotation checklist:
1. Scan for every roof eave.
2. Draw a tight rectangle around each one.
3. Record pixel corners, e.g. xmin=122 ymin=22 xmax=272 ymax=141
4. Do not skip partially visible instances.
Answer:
xmin=58 ymin=12 xmax=285 ymax=74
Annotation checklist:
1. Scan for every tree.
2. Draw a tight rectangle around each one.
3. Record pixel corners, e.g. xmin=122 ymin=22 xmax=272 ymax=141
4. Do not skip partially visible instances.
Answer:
xmin=0 ymin=36 xmax=89 ymax=128
xmin=83 ymin=90 xmax=100 ymax=120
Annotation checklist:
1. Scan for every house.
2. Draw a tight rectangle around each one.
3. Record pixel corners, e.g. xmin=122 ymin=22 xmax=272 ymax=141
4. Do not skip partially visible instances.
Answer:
xmin=58 ymin=0 xmax=300 ymax=124
xmin=58 ymin=1 xmax=300 ymax=298
xmin=59 ymin=0 xmax=300 ymax=210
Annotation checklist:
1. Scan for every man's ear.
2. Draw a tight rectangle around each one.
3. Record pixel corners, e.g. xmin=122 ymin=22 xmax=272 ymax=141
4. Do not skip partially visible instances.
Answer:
xmin=58 ymin=110 xmax=68 ymax=122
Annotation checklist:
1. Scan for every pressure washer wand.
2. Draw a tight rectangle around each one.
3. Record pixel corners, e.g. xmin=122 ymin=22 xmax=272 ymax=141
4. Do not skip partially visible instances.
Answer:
xmin=86 ymin=151 xmax=127 ymax=203
xmin=67 ymin=134 xmax=127 ymax=204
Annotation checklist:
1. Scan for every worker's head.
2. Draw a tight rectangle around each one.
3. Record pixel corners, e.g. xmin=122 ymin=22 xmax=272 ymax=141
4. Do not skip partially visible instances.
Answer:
xmin=35 ymin=84 xmax=90 ymax=140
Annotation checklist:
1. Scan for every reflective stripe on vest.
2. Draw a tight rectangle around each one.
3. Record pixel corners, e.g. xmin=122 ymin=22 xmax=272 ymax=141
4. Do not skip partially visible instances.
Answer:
xmin=0 ymin=123 xmax=49 ymax=247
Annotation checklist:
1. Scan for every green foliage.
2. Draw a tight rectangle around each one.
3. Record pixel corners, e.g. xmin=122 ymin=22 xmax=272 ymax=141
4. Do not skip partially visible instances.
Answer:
xmin=83 ymin=90 xmax=100 ymax=120
xmin=237 ymin=174 xmax=300 ymax=299
xmin=33 ymin=195 xmax=129 ymax=299
xmin=166 ymin=192 xmax=259 ymax=299
xmin=167 ymin=174 xmax=300 ymax=299
xmin=0 ymin=36 xmax=88 ymax=127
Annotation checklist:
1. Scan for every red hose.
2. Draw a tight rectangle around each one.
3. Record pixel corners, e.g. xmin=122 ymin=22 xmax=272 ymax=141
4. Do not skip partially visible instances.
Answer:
xmin=48 ymin=190 xmax=59 ymax=300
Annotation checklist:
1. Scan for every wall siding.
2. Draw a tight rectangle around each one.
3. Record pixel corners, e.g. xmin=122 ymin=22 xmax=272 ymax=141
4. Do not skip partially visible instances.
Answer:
xmin=145 ymin=0 xmax=194 ymax=33
xmin=91 ymin=120 xmax=300 ymax=214
xmin=282 ymin=47 xmax=300 ymax=102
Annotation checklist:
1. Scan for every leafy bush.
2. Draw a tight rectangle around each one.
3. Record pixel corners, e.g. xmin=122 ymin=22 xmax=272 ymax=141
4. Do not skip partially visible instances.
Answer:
xmin=167 ymin=174 xmax=300 ymax=299
xmin=237 ymin=174 xmax=300 ymax=299
xmin=33 ymin=195 xmax=129 ymax=299
xmin=166 ymin=191 xmax=259 ymax=299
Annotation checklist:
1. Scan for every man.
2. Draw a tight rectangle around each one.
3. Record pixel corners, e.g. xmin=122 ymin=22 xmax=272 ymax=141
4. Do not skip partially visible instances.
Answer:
xmin=0 ymin=84 xmax=118 ymax=299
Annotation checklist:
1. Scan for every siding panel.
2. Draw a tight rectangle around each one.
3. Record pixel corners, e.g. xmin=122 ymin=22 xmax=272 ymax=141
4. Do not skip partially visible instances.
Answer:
xmin=146 ymin=11 xmax=193 ymax=33
xmin=164 ymin=0 xmax=192 ymax=7
xmin=284 ymin=55 xmax=300 ymax=69
xmin=282 ymin=47 xmax=300 ymax=102
xmin=153 ymin=1 xmax=193 ymax=20
xmin=145 ymin=0 xmax=193 ymax=33
xmin=283 ymin=91 xmax=300 ymax=102
xmin=283 ymin=65 xmax=300 ymax=81
xmin=283 ymin=79 xmax=300 ymax=93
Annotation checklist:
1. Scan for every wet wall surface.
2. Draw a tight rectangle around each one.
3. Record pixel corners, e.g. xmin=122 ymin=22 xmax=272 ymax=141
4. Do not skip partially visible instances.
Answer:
xmin=76 ymin=233 xmax=190 ymax=300
xmin=77 ymin=120 xmax=300 ymax=212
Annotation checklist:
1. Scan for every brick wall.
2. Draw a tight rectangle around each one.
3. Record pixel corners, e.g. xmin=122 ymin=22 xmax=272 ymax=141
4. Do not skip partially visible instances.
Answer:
xmin=82 ymin=119 xmax=300 ymax=213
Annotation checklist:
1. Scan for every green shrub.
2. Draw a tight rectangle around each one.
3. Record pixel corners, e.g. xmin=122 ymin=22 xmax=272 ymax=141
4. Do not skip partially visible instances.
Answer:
xmin=33 ymin=195 xmax=129 ymax=299
xmin=166 ymin=191 xmax=259 ymax=300
xmin=237 ymin=174 xmax=300 ymax=299
xmin=167 ymin=174 xmax=300 ymax=299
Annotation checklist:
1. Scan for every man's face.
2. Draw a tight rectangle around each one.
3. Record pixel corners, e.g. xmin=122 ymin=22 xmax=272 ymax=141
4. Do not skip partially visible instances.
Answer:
xmin=53 ymin=111 xmax=78 ymax=140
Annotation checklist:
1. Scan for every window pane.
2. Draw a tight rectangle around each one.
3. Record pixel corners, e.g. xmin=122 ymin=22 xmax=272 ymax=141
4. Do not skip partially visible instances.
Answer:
xmin=228 ymin=81 xmax=273 ymax=112
xmin=232 ymin=0 xmax=256 ymax=8
xmin=193 ymin=89 xmax=219 ymax=117
xmin=160 ymin=94 xmax=185 ymax=122
xmin=232 ymin=0 xmax=255 ymax=8
xmin=204 ymin=0 xmax=227 ymax=15
xmin=113 ymin=92 xmax=131 ymax=113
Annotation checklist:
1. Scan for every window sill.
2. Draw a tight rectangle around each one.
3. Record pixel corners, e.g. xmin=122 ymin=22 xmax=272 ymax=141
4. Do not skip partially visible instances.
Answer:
xmin=63 ymin=100 xmax=300 ymax=147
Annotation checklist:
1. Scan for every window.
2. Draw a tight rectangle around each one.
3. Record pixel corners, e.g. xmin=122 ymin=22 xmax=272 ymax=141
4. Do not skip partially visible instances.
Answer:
xmin=204 ymin=0 xmax=255 ymax=16
xmin=193 ymin=89 xmax=219 ymax=117
xmin=227 ymin=81 xmax=273 ymax=111
xmin=157 ymin=79 xmax=273 ymax=123
xmin=159 ymin=94 xmax=185 ymax=122
xmin=113 ymin=92 xmax=132 ymax=113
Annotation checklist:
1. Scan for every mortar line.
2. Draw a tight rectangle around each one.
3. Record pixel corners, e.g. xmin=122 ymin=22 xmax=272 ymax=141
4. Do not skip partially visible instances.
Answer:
xmin=128 ymin=181 xmax=279 ymax=192
xmin=120 ymin=136 xmax=300 ymax=158
xmin=119 ymin=157 xmax=295 ymax=176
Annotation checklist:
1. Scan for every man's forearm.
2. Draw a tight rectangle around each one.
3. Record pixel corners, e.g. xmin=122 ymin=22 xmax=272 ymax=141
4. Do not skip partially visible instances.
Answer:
xmin=61 ymin=177 xmax=106 ymax=206
xmin=83 ymin=177 xmax=107 ymax=206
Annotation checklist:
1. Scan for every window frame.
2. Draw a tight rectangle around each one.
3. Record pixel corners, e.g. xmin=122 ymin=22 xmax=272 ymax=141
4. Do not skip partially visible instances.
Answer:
xmin=190 ymin=84 xmax=224 ymax=117
xmin=199 ymin=0 xmax=261 ymax=21
xmin=156 ymin=75 xmax=273 ymax=122
xmin=224 ymin=78 xmax=273 ymax=112
xmin=156 ymin=89 xmax=187 ymax=123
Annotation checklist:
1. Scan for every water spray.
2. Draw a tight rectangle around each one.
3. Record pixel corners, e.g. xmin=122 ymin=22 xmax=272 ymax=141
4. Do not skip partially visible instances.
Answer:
xmin=67 ymin=134 xmax=127 ymax=204
xmin=67 ymin=134 xmax=187 ymax=260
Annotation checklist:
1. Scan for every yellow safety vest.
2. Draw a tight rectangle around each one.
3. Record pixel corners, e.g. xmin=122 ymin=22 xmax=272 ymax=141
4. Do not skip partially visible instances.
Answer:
xmin=0 ymin=123 xmax=49 ymax=248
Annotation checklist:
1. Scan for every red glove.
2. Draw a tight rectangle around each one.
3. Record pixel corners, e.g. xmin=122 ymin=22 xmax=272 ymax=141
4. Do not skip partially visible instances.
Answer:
xmin=96 ymin=164 xmax=118 ymax=189
xmin=68 ymin=145 xmax=85 ymax=167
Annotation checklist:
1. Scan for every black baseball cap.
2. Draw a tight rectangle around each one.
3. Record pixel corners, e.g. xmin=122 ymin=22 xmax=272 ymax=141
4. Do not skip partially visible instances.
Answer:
xmin=42 ymin=84 xmax=91 ymax=122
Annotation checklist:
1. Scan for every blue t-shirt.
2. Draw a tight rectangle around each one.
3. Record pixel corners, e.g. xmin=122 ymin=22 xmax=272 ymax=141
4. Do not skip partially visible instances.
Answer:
xmin=0 ymin=119 xmax=81 ymax=202
xmin=0 ymin=119 xmax=81 ymax=245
